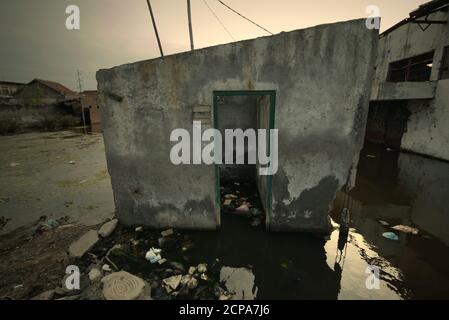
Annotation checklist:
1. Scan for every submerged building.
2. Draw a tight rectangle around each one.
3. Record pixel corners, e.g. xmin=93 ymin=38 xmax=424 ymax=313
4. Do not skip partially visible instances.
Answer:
xmin=97 ymin=19 xmax=378 ymax=233
xmin=368 ymin=0 xmax=449 ymax=161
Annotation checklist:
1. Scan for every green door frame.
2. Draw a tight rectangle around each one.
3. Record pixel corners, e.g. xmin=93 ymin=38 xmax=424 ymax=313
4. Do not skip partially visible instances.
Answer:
xmin=212 ymin=90 xmax=276 ymax=230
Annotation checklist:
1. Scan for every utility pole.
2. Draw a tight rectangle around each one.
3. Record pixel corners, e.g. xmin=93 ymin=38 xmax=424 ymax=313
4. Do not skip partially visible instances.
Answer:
xmin=146 ymin=0 xmax=164 ymax=58
xmin=187 ymin=0 xmax=194 ymax=51
xmin=76 ymin=70 xmax=83 ymax=93
xmin=76 ymin=70 xmax=87 ymax=134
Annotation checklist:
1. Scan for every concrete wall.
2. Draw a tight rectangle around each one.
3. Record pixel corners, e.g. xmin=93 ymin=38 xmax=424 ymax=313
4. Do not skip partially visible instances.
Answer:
xmin=0 ymin=82 xmax=24 ymax=96
xmin=0 ymin=103 xmax=80 ymax=134
xmin=97 ymin=19 xmax=378 ymax=232
xmin=80 ymin=91 xmax=102 ymax=126
xmin=402 ymin=80 xmax=449 ymax=160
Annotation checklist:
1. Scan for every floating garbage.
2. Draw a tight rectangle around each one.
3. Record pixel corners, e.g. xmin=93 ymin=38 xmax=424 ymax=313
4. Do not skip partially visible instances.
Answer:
xmin=102 ymin=264 xmax=112 ymax=272
xmin=9 ymin=162 xmax=20 ymax=167
xmin=188 ymin=266 xmax=196 ymax=275
xmin=197 ymin=263 xmax=207 ymax=274
xmin=135 ymin=226 xmax=143 ymax=232
xmin=378 ymin=220 xmax=389 ymax=226
xmin=145 ymin=248 xmax=162 ymax=264
xmin=391 ymin=225 xmax=419 ymax=235
xmin=251 ymin=218 xmax=262 ymax=227
xmin=223 ymin=199 xmax=233 ymax=206
xmin=180 ymin=274 xmax=198 ymax=290
xmin=161 ymin=228 xmax=174 ymax=237
xmin=382 ymin=232 xmax=399 ymax=241
xmin=68 ymin=161 xmax=76 ymax=165
xmin=235 ymin=203 xmax=250 ymax=213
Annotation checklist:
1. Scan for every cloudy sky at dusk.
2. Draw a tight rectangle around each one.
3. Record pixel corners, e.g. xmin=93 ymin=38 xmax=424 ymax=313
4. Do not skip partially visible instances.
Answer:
xmin=0 ymin=0 xmax=428 ymax=90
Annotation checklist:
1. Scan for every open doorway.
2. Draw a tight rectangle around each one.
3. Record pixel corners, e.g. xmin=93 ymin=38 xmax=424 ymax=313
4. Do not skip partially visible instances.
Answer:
xmin=365 ymin=101 xmax=410 ymax=149
xmin=213 ymin=91 xmax=276 ymax=230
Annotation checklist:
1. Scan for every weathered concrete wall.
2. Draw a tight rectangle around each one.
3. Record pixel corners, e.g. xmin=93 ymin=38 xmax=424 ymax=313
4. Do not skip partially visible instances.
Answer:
xmin=0 ymin=103 xmax=80 ymax=134
xmin=402 ymin=80 xmax=449 ymax=160
xmin=80 ymin=91 xmax=102 ymax=125
xmin=97 ymin=19 xmax=378 ymax=232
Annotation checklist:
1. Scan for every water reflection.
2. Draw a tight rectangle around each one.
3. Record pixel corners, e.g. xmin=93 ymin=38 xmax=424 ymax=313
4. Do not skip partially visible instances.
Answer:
xmin=84 ymin=140 xmax=449 ymax=300
xmin=331 ymin=143 xmax=449 ymax=299
xmin=187 ymin=143 xmax=449 ymax=299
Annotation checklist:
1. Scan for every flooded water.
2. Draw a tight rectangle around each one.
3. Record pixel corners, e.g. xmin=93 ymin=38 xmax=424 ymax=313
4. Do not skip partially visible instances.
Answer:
xmin=0 ymin=131 xmax=114 ymax=234
xmin=172 ymin=142 xmax=449 ymax=299
xmin=2 ymin=132 xmax=449 ymax=299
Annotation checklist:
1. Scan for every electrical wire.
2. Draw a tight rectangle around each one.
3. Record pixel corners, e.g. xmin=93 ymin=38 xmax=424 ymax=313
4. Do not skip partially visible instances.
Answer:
xmin=202 ymin=0 xmax=235 ymax=40
xmin=216 ymin=0 xmax=274 ymax=35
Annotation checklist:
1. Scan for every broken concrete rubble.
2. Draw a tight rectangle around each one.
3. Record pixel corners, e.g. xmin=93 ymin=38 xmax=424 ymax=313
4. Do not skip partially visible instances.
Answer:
xmin=31 ymin=289 xmax=55 ymax=300
xmin=98 ymin=219 xmax=118 ymax=237
xmin=197 ymin=263 xmax=207 ymax=274
xmin=163 ymin=275 xmax=182 ymax=292
xmin=3 ymin=217 xmax=238 ymax=300
xmin=101 ymin=271 xmax=148 ymax=300
xmin=68 ymin=230 xmax=99 ymax=258
xmin=88 ymin=268 xmax=102 ymax=282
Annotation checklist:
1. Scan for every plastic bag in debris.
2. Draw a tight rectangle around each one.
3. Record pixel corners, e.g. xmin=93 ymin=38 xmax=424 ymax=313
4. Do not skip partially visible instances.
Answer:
xmin=235 ymin=203 xmax=250 ymax=213
xmin=145 ymin=247 xmax=162 ymax=263
xmin=382 ymin=232 xmax=399 ymax=241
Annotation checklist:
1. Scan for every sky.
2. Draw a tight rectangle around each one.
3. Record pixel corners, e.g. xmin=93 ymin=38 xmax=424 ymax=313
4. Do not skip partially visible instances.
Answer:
xmin=0 ymin=0 xmax=429 ymax=90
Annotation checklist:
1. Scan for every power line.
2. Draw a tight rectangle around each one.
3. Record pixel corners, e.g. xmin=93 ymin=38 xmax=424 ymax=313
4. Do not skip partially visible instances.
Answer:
xmin=202 ymin=0 xmax=235 ymax=41
xmin=216 ymin=0 xmax=273 ymax=35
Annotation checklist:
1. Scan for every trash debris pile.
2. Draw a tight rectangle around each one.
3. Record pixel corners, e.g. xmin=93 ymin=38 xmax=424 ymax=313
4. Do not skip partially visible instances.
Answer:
xmin=22 ymin=216 xmax=251 ymax=300
xmin=377 ymin=219 xmax=423 ymax=241
xmin=220 ymin=180 xmax=265 ymax=228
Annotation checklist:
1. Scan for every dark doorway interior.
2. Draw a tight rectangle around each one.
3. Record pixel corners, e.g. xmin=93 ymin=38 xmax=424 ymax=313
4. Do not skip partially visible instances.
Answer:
xmin=364 ymin=101 xmax=410 ymax=149
xmin=83 ymin=108 xmax=91 ymax=126
xmin=213 ymin=91 xmax=275 ymax=229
